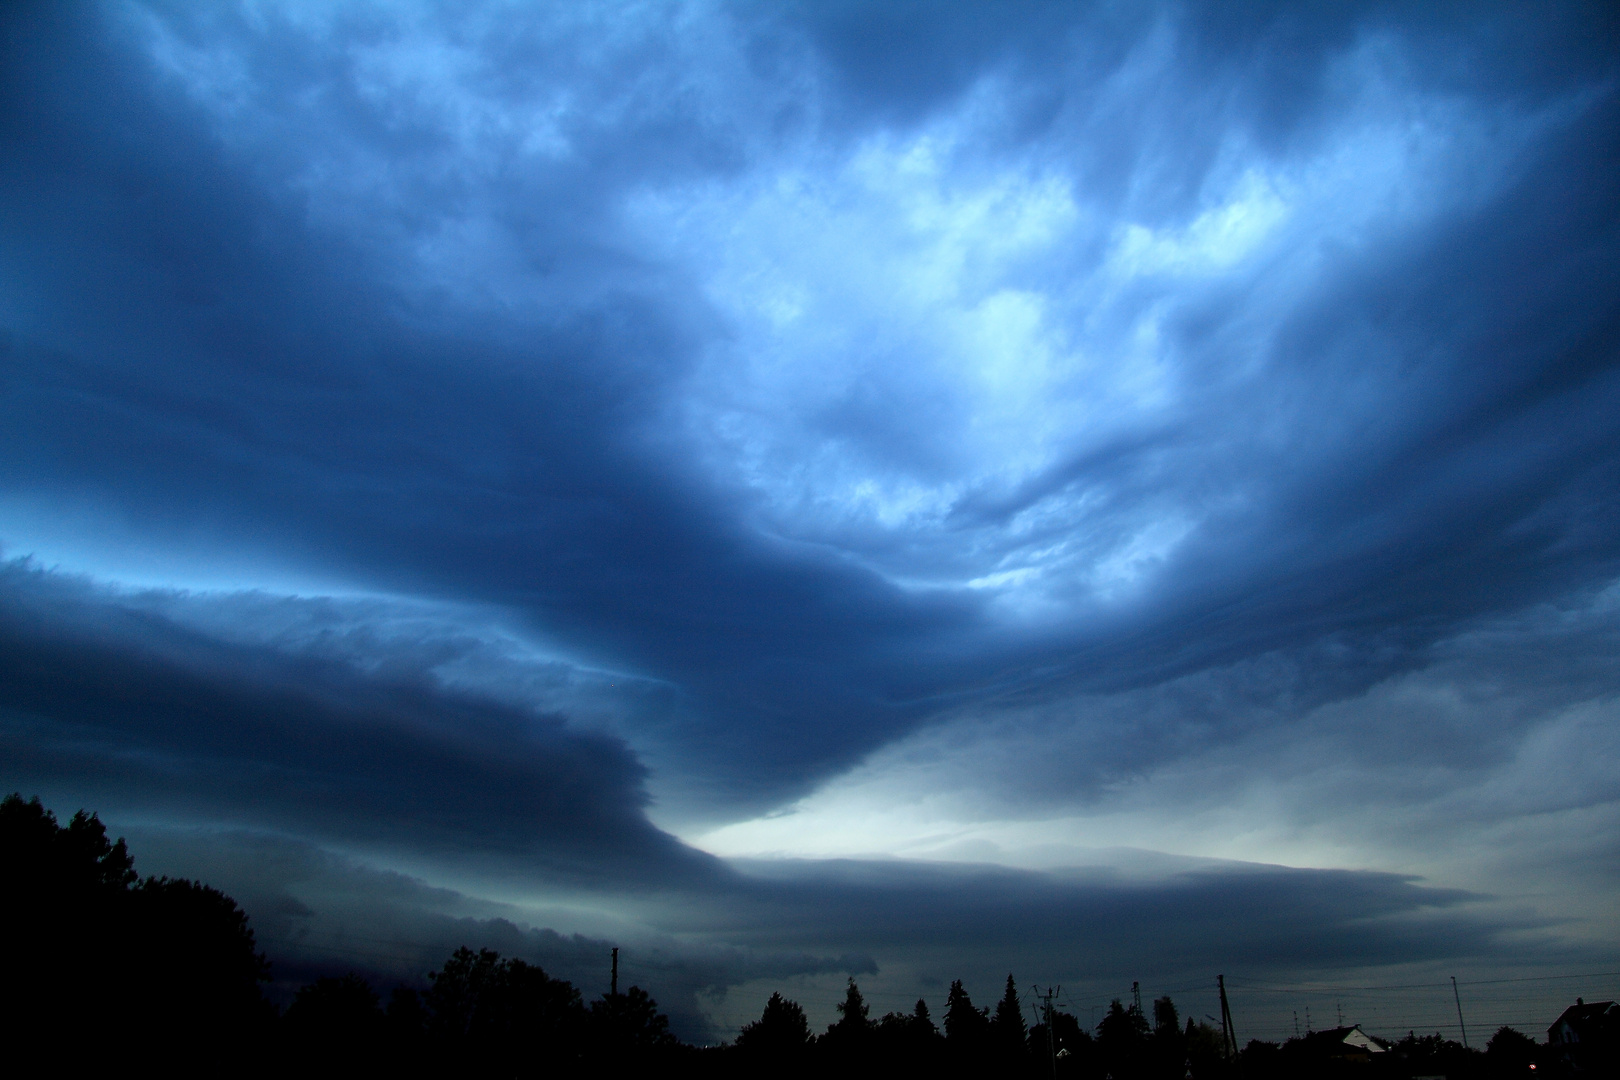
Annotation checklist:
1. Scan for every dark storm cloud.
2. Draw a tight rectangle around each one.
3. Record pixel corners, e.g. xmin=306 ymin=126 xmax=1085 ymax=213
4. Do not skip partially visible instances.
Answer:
xmin=0 ymin=559 xmax=714 ymax=885
xmin=109 ymin=817 xmax=1577 ymax=1043
xmin=20 ymin=541 xmax=1573 ymax=1028
xmin=1 ymin=0 xmax=1617 ymax=837
xmin=118 ymin=824 xmax=872 ymax=1041
xmin=712 ymin=856 xmax=1562 ymax=978
xmin=905 ymin=596 xmax=1620 ymax=817
xmin=0 ymin=1 xmax=987 ymax=804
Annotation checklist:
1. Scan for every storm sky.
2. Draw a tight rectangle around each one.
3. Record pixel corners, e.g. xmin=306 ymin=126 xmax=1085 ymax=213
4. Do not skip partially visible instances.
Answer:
xmin=3 ymin=0 xmax=1618 ymax=1043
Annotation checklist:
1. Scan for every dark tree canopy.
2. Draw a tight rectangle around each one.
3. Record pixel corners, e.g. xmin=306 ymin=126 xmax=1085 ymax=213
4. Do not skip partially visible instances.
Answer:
xmin=1483 ymin=1023 xmax=1535 ymax=1075
xmin=2 ymin=798 xmax=1567 ymax=1080
xmin=1030 ymin=1007 xmax=1092 ymax=1073
xmin=834 ymin=978 xmax=871 ymax=1031
xmin=818 ymin=977 xmax=875 ymax=1061
xmin=991 ymin=973 xmax=1027 ymax=1057
xmin=0 ymin=794 xmax=272 ymax=1071
xmin=1 ymin=793 xmax=136 ymax=894
xmin=589 ymin=985 xmax=678 ymax=1055
xmin=285 ymin=973 xmax=387 ymax=1071
xmin=945 ymin=979 xmax=990 ymax=1046
xmin=911 ymin=996 xmax=938 ymax=1040
xmin=418 ymin=946 xmax=587 ymax=1072
xmin=1096 ymin=997 xmax=1153 ymax=1077
xmin=737 ymin=991 xmax=813 ymax=1059
xmin=1153 ymin=994 xmax=1179 ymax=1037
xmin=129 ymin=875 xmax=272 ymax=1025
xmin=287 ymin=972 xmax=383 ymax=1031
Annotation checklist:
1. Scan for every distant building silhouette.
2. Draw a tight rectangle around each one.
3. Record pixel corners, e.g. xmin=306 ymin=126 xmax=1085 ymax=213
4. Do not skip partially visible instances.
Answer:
xmin=1548 ymin=998 xmax=1618 ymax=1074
xmin=1295 ymin=1024 xmax=1389 ymax=1064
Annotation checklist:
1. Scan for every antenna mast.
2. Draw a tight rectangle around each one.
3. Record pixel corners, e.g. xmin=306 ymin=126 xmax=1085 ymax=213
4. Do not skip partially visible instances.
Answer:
xmin=1217 ymin=975 xmax=1239 ymax=1063
xmin=1451 ymin=976 xmax=1469 ymax=1048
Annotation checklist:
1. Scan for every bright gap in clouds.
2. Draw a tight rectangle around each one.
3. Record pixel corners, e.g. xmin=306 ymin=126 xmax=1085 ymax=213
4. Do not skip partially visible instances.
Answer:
xmin=686 ymin=584 xmax=1620 ymax=953
xmin=625 ymin=53 xmax=1565 ymax=630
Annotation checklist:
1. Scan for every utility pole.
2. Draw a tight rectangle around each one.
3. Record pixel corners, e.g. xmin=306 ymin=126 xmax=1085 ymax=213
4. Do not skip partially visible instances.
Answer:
xmin=1337 ymin=1001 xmax=1343 ymax=1028
xmin=611 ymin=947 xmax=619 ymax=997
xmin=1293 ymin=1010 xmax=1300 ymax=1038
xmin=1133 ymin=981 xmax=1142 ymax=1016
xmin=1451 ymin=976 xmax=1468 ymax=1048
xmin=1031 ymin=984 xmax=1061 ymax=1080
xmin=1217 ymin=975 xmax=1239 ymax=1063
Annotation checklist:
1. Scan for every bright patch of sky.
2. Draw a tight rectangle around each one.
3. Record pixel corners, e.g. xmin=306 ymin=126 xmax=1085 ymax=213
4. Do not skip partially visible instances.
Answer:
xmin=686 ymin=702 xmax=1619 ymax=950
xmin=1108 ymin=170 xmax=1288 ymax=277
xmin=623 ymin=70 xmax=1559 ymax=623
xmin=118 ymin=4 xmax=1566 ymax=625
xmin=686 ymin=585 xmax=1620 ymax=949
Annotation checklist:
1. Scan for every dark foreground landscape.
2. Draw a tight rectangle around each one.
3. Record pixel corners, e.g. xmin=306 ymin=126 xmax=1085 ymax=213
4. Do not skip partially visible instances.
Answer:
xmin=3 ymin=795 xmax=1611 ymax=1078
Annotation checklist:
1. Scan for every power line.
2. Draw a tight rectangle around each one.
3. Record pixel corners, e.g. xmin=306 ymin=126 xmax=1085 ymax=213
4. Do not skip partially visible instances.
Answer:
xmin=1225 ymin=971 xmax=1620 ymax=994
xmin=1462 ymin=972 xmax=1620 ymax=987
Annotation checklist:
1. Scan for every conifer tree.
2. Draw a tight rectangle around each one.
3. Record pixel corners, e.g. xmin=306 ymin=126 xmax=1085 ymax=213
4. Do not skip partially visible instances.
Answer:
xmin=945 ymin=980 xmax=989 ymax=1045
xmin=991 ymin=974 xmax=1027 ymax=1057
xmin=912 ymin=996 xmax=937 ymax=1038
xmin=736 ymin=992 xmax=811 ymax=1058
xmin=832 ymin=977 xmax=871 ymax=1032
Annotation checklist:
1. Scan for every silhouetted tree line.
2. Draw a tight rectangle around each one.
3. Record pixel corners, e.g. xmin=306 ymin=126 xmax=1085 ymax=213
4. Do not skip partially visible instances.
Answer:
xmin=1237 ymin=1024 xmax=1558 ymax=1080
xmin=718 ymin=979 xmax=1566 ymax=1080
xmin=1 ymin=794 xmax=273 ymax=1071
xmin=717 ymin=978 xmax=1234 ymax=1079
xmin=0 ymin=794 xmax=690 ymax=1076
xmin=283 ymin=947 xmax=684 ymax=1076
xmin=0 ymin=795 xmax=1579 ymax=1078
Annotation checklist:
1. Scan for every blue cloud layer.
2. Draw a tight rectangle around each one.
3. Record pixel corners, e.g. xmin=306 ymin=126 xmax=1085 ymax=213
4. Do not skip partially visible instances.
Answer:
xmin=2 ymin=0 xmax=1617 ymax=1035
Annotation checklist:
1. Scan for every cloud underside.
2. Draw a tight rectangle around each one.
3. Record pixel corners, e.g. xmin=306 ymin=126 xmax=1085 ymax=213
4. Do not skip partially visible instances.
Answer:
xmin=126 ymin=822 xmax=1557 ymax=1044
xmin=0 ymin=562 xmax=714 ymax=886
xmin=1 ymin=563 xmax=1608 ymax=1040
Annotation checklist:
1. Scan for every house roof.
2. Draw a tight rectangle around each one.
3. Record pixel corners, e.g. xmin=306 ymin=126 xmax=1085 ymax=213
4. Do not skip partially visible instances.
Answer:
xmin=1548 ymin=999 xmax=1617 ymax=1042
xmin=1340 ymin=1026 xmax=1387 ymax=1053
xmin=1295 ymin=1025 xmax=1389 ymax=1055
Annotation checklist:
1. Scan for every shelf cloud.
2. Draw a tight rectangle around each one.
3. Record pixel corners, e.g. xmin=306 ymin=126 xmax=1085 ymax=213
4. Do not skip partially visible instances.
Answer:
xmin=2 ymin=0 xmax=1617 ymax=1040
